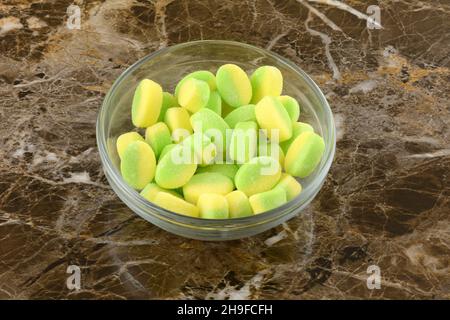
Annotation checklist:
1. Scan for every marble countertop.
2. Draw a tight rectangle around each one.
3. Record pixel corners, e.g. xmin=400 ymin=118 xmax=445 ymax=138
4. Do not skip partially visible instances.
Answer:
xmin=0 ymin=0 xmax=449 ymax=299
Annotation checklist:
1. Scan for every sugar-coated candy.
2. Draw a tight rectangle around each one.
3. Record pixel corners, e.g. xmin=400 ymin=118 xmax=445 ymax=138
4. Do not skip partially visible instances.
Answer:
xmin=177 ymin=78 xmax=210 ymax=113
xmin=250 ymin=66 xmax=283 ymax=104
xmin=197 ymin=193 xmax=229 ymax=219
xmin=153 ymin=192 xmax=199 ymax=217
xmin=255 ymin=96 xmax=292 ymax=142
xmin=224 ymin=104 xmax=256 ymax=128
xmin=175 ymin=70 xmax=216 ymax=97
xmin=285 ymin=131 xmax=325 ymax=178
xmin=164 ymin=107 xmax=193 ymax=143
xmin=158 ymin=92 xmax=178 ymax=122
xmin=275 ymin=173 xmax=302 ymax=201
xmin=190 ymin=108 xmax=230 ymax=152
xmin=249 ymin=187 xmax=287 ymax=214
xmin=116 ymin=131 xmax=144 ymax=160
xmin=131 ymin=79 xmax=162 ymax=128
xmin=205 ymin=91 xmax=222 ymax=115
xmin=216 ymin=64 xmax=252 ymax=108
xmin=155 ymin=144 xmax=197 ymax=189
xmin=140 ymin=183 xmax=182 ymax=202
xmin=183 ymin=172 xmax=234 ymax=204
xmin=279 ymin=122 xmax=314 ymax=153
xmin=196 ymin=163 xmax=239 ymax=181
xmin=120 ymin=141 xmax=156 ymax=190
xmin=145 ymin=122 xmax=172 ymax=158
xmin=277 ymin=95 xmax=300 ymax=123
xmin=225 ymin=190 xmax=253 ymax=218
xmin=234 ymin=156 xmax=281 ymax=196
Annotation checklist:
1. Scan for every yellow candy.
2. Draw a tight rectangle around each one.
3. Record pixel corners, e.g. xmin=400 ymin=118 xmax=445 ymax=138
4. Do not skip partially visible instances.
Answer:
xmin=255 ymin=96 xmax=293 ymax=142
xmin=275 ymin=173 xmax=302 ymax=201
xmin=177 ymin=78 xmax=211 ymax=113
xmin=131 ymin=79 xmax=162 ymax=128
xmin=164 ymin=107 xmax=193 ymax=143
xmin=285 ymin=131 xmax=325 ymax=178
xmin=120 ymin=141 xmax=156 ymax=190
xmin=140 ymin=183 xmax=182 ymax=202
xmin=197 ymin=193 xmax=229 ymax=219
xmin=234 ymin=156 xmax=281 ymax=196
xmin=249 ymin=187 xmax=287 ymax=214
xmin=250 ymin=66 xmax=283 ymax=104
xmin=225 ymin=191 xmax=253 ymax=218
xmin=116 ymin=132 xmax=144 ymax=160
xmin=153 ymin=192 xmax=199 ymax=217
xmin=145 ymin=122 xmax=172 ymax=158
xmin=216 ymin=64 xmax=252 ymax=108
xmin=182 ymin=172 xmax=234 ymax=204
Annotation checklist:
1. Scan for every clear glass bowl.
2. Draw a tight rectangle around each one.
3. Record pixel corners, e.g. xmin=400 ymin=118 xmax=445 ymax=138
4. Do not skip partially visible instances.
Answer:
xmin=96 ymin=40 xmax=335 ymax=241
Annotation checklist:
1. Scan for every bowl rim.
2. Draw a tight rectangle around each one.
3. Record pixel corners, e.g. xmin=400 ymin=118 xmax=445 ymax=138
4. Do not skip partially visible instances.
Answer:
xmin=96 ymin=39 xmax=336 ymax=228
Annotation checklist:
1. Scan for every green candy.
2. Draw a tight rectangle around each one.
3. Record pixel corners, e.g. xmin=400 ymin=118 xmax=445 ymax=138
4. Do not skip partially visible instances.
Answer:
xmin=216 ymin=64 xmax=252 ymax=108
xmin=234 ymin=156 xmax=281 ymax=196
xmin=223 ymin=104 xmax=256 ymax=128
xmin=155 ymin=144 xmax=197 ymax=189
xmin=284 ymin=131 xmax=325 ymax=178
xmin=120 ymin=141 xmax=156 ymax=190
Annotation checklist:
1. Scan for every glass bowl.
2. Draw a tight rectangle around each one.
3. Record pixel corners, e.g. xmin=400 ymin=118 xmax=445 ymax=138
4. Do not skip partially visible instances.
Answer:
xmin=96 ymin=40 xmax=335 ymax=241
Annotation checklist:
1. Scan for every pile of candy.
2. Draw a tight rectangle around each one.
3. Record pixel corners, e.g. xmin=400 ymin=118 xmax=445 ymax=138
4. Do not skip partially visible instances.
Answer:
xmin=116 ymin=64 xmax=325 ymax=219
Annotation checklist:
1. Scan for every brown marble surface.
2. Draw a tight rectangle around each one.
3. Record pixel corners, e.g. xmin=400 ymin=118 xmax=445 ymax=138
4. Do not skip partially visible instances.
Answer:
xmin=0 ymin=0 xmax=449 ymax=299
